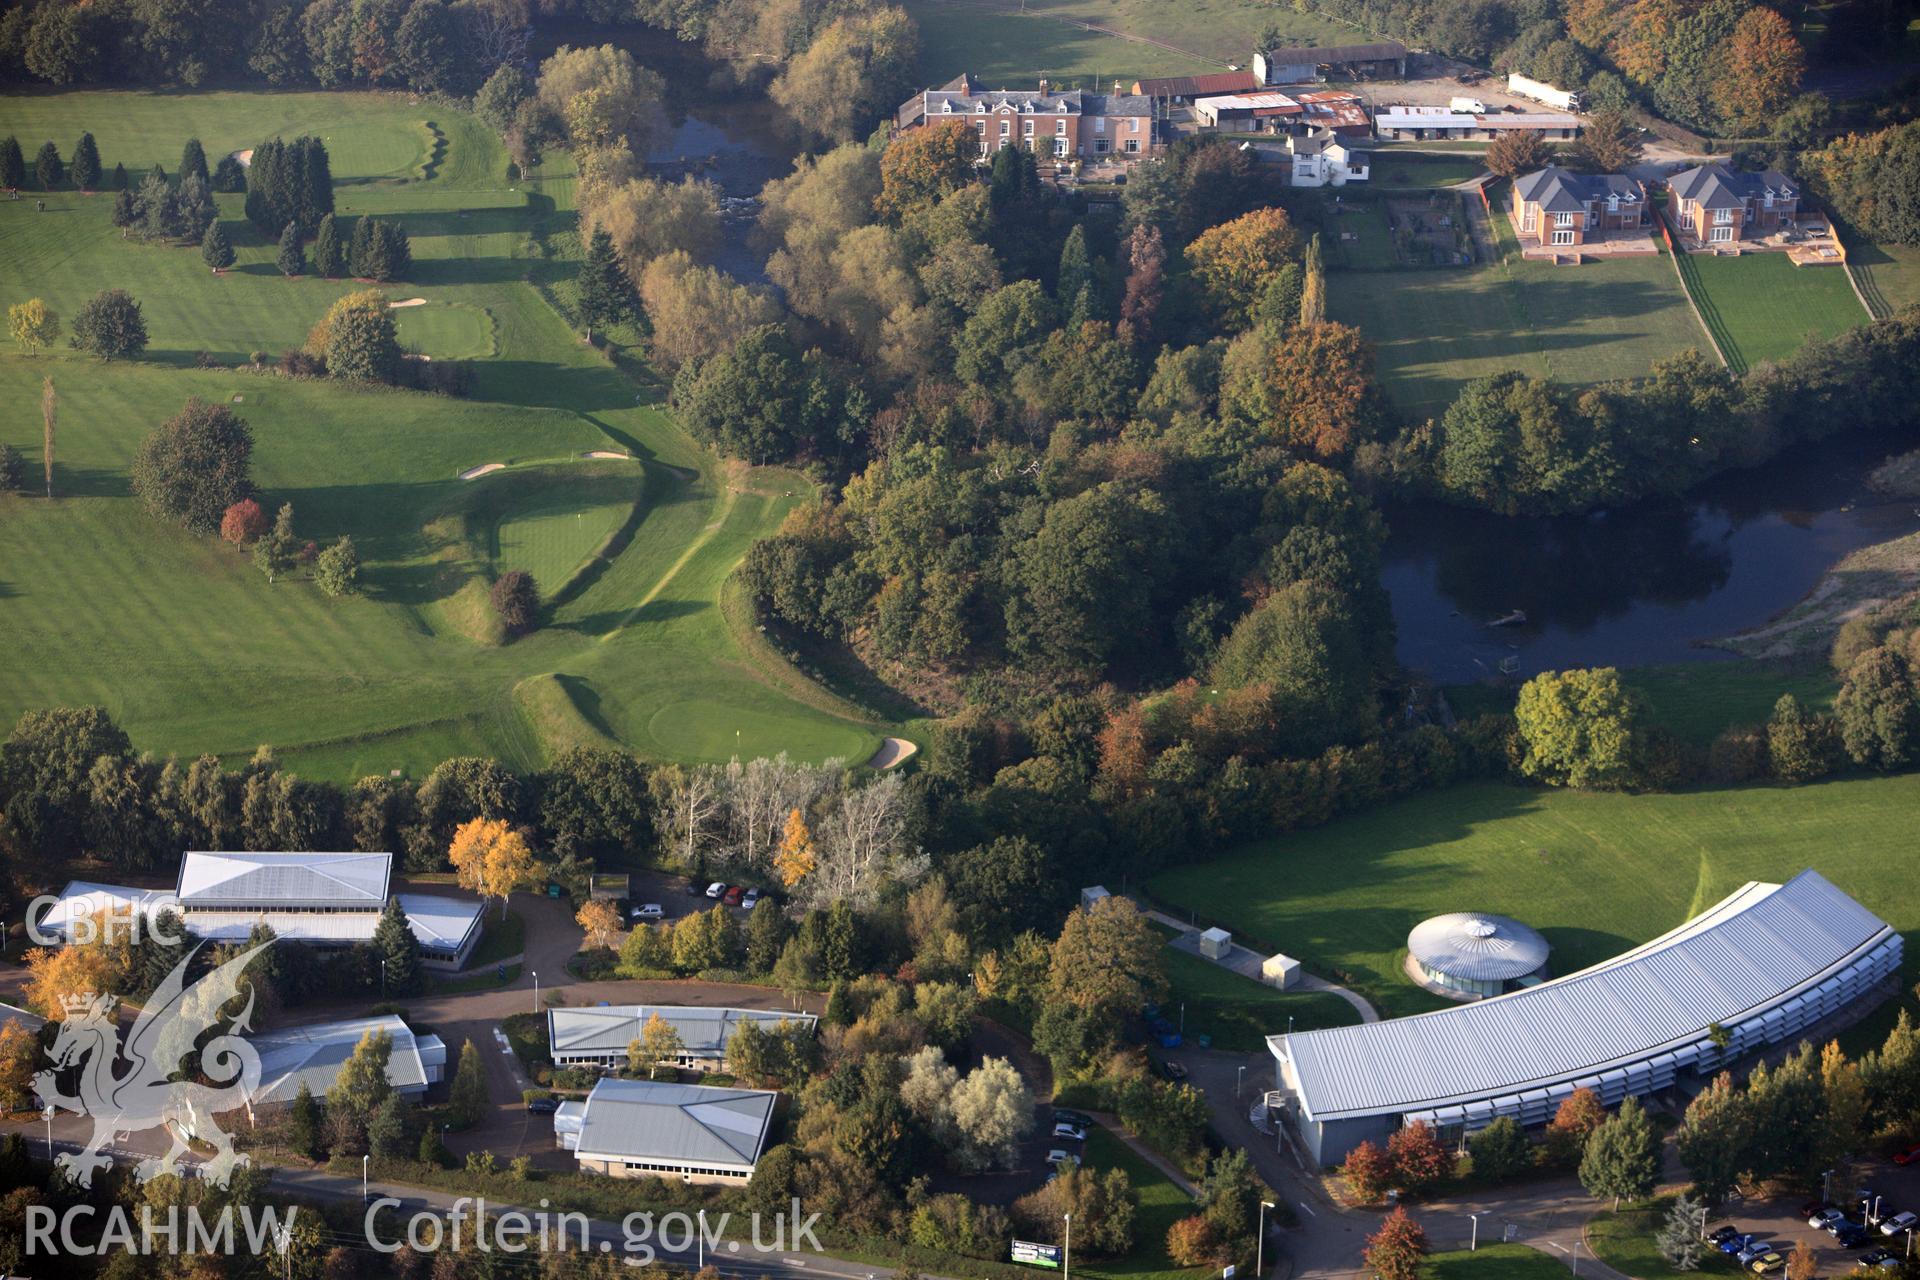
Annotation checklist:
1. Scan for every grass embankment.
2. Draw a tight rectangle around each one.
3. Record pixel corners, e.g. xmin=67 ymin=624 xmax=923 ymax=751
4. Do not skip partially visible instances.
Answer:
xmin=0 ymin=88 xmax=887 ymax=779
xmin=900 ymin=0 xmax=1362 ymax=82
xmin=1156 ymin=937 xmax=1361 ymax=1050
xmin=1585 ymin=1198 xmax=1721 ymax=1280
xmin=1150 ymin=773 xmax=1920 ymax=1021
xmin=1331 ymin=204 xmax=1708 ymax=423
xmin=1426 ymin=1244 xmax=1574 ymax=1279
xmin=1671 ymin=250 xmax=1868 ymax=374
xmin=1078 ymin=1127 xmax=1204 ymax=1280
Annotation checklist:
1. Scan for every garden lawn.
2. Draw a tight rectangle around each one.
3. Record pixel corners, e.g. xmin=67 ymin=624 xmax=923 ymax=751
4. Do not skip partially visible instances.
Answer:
xmin=0 ymin=89 xmax=888 ymax=780
xmin=1158 ymin=939 xmax=1361 ymax=1051
xmin=1148 ymin=773 xmax=1920 ymax=1021
xmin=1673 ymin=251 xmax=1867 ymax=374
xmin=900 ymin=0 xmax=1368 ymax=84
xmin=1332 ymin=243 xmax=1710 ymax=424
xmin=1846 ymin=240 xmax=1920 ymax=320
xmin=1369 ymin=153 xmax=1486 ymax=188
xmin=1426 ymin=1244 xmax=1575 ymax=1280
xmin=1078 ymin=1127 xmax=1204 ymax=1280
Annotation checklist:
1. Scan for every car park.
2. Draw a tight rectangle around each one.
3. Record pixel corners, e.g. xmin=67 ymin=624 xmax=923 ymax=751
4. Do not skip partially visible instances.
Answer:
xmin=742 ymin=888 xmax=762 ymax=909
xmin=1052 ymin=1122 xmax=1087 ymax=1142
xmin=724 ymin=885 xmax=746 ymax=906
xmin=629 ymin=902 xmax=664 ymax=922
xmin=705 ymin=881 xmax=726 ymax=898
xmin=1879 ymin=1211 xmax=1917 ymax=1236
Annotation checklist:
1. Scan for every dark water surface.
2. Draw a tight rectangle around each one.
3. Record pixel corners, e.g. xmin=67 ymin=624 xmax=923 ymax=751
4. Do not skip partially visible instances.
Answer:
xmin=1384 ymin=432 xmax=1920 ymax=683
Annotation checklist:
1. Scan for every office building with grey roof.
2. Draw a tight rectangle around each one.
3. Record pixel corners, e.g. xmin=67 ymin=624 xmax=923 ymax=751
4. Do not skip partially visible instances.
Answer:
xmin=1270 ymin=870 xmax=1899 ymax=1164
xmin=561 ymin=1079 xmax=778 ymax=1184
xmin=547 ymin=1005 xmax=817 ymax=1071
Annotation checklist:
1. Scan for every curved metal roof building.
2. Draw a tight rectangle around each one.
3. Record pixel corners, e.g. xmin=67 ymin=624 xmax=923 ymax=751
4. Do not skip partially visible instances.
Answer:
xmin=1407 ymin=912 xmax=1550 ymax=998
xmin=1271 ymin=870 xmax=1900 ymax=1164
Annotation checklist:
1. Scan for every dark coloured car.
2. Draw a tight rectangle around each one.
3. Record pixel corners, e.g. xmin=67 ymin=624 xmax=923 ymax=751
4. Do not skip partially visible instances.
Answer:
xmin=1710 ymin=1226 xmax=1741 ymax=1245
xmin=1719 ymin=1234 xmax=1759 ymax=1256
xmin=1159 ymin=1058 xmax=1188 ymax=1083
xmin=1833 ymin=1223 xmax=1873 ymax=1248
xmin=526 ymin=1095 xmax=560 ymax=1114
xmin=1053 ymin=1109 xmax=1094 ymax=1129
xmin=1895 ymin=1143 xmax=1920 ymax=1166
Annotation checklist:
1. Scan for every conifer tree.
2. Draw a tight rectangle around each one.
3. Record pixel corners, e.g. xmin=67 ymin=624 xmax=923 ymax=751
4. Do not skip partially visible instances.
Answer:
xmin=33 ymin=142 xmax=62 ymax=190
xmin=447 ymin=1040 xmax=487 ymax=1128
xmin=348 ymin=215 xmax=375 ymax=278
xmin=134 ymin=172 xmax=178 ymax=242
xmin=367 ymin=219 xmax=410 ymax=281
xmin=69 ymin=133 xmax=100 ymax=191
xmin=370 ymin=897 xmax=421 ymax=994
xmin=179 ymin=138 xmax=208 ymax=186
xmin=288 ymin=1081 xmax=321 ymax=1158
xmin=574 ymin=226 xmax=634 ymax=341
xmin=300 ymin=137 xmax=334 ymax=225
xmin=174 ymin=174 xmax=215 ymax=240
xmin=311 ymin=212 xmax=345 ymax=278
xmin=276 ymin=223 xmax=305 ymax=277
xmin=109 ymin=161 xmax=127 ymax=191
xmin=201 ymin=220 xmax=234 ymax=272
xmin=0 ymin=137 xmax=23 ymax=190
xmin=111 ymin=189 xmax=137 ymax=232
xmin=211 ymin=154 xmax=246 ymax=194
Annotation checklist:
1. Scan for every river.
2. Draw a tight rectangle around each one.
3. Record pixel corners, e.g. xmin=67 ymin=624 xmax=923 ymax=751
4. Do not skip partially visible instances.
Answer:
xmin=1384 ymin=431 xmax=1920 ymax=683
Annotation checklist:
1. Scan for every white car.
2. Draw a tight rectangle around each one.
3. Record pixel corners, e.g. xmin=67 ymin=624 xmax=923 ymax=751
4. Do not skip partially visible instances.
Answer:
xmin=1878 ymin=1211 xmax=1917 ymax=1236
xmin=1045 ymin=1149 xmax=1074 ymax=1167
xmin=629 ymin=903 xmax=664 ymax=922
xmin=705 ymin=881 xmax=727 ymax=898
xmin=742 ymin=888 xmax=763 ymax=909
xmin=1051 ymin=1122 xmax=1086 ymax=1142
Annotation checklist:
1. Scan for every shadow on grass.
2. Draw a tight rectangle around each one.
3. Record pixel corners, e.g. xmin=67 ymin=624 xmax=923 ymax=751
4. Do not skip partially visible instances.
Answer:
xmin=553 ymin=597 xmax=705 ymax=638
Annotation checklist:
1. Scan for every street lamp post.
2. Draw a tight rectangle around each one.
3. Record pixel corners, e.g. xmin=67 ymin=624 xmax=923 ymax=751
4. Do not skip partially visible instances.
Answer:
xmin=1237 ymin=1065 xmax=1245 ymax=1098
xmin=363 ymin=1154 xmax=369 ymax=1201
xmin=43 ymin=1105 xmax=53 ymax=1165
xmin=1572 ymin=1240 xmax=1588 ymax=1277
xmin=532 ymin=970 xmax=539 ymax=1013
xmin=1823 ymin=1168 xmax=1833 ymax=1204
xmin=1469 ymin=1212 xmax=1481 ymax=1252
xmin=381 ymin=958 xmax=387 ymax=997
xmin=1257 ymin=1201 xmax=1274 ymax=1275
xmin=1063 ymin=1212 xmax=1072 ymax=1280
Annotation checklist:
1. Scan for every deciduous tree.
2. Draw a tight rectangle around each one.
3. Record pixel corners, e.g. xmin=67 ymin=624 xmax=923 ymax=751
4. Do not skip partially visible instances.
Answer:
xmin=1341 ymin=1139 xmax=1392 ymax=1202
xmin=70 ymin=289 xmax=148 ymax=360
xmin=1568 ymin=111 xmax=1644 ymax=174
xmin=220 ymin=498 xmax=267 ymax=545
xmin=308 ymin=289 xmax=399 ymax=383
xmin=1713 ymin=8 xmax=1803 ymax=131
xmin=1363 ymin=1207 xmax=1427 ymax=1280
xmin=490 ymin=569 xmax=539 ymax=636
xmin=1386 ymin=1120 xmax=1452 ymax=1194
xmin=576 ymin=898 xmax=620 ymax=950
xmin=130 ymin=398 xmax=255 ymax=534
xmin=1579 ymin=1096 xmax=1660 ymax=1208
xmin=1186 ymin=206 xmax=1299 ymax=333
xmin=8 ymin=299 xmax=58 ymax=354
xmin=447 ymin=816 xmax=538 ymax=918
xmin=1487 ymin=130 xmax=1550 ymax=178
xmin=876 ymin=121 xmax=974 ymax=223
xmin=629 ymin=1011 xmax=684 ymax=1078
xmin=1514 ymin=667 xmax=1650 ymax=789
xmin=314 ymin=536 xmax=360 ymax=597
xmin=1468 ymin=1115 xmax=1534 ymax=1183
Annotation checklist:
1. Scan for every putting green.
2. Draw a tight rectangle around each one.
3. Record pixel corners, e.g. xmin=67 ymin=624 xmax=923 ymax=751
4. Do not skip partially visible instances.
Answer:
xmin=394 ymin=303 xmax=494 ymax=360
xmin=495 ymin=481 xmax=633 ymax=595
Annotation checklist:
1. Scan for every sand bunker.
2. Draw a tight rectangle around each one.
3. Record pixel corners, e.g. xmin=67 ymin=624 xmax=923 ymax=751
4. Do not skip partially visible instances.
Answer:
xmin=388 ymin=297 xmax=428 ymax=308
xmin=585 ymin=450 xmax=631 ymax=460
xmin=230 ymin=149 xmax=253 ymax=168
xmin=867 ymin=737 xmax=918 ymax=770
xmin=458 ymin=463 xmax=505 ymax=481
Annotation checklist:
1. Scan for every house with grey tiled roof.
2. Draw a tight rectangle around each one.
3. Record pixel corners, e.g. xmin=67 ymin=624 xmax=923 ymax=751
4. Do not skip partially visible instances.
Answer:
xmin=1667 ymin=163 xmax=1799 ymax=245
xmin=1512 ymin=166 xmax=1646 ymax=248
xmin=896 ymin=74 xmax=1156 ymax=161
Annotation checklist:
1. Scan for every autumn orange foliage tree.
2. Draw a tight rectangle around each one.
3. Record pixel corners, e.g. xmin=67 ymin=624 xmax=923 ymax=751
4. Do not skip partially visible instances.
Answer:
xmin=875 ymin=121 xmax=975 ymax=223
xmin=773 ymin=807 xmax=817 ymax=887
xmin=1262 ymin=321 xmax=1377 ymax=458
xmin=575 ymin=898 xmax=621 ymax=950
xmin=448 ymin=817 xmax=539 ymax=920
xmin=1363 ymin=1208 xmax=1427 ymax=1280
xmin=25 ymin=944 xmax=121 ymax=1020
xmin=1341 ymin=1138 xmax=1393 ymax=1203
xmin=1713 ymin=7 xmax=1805 ymax=131
xmin=1186 ymin=206 xmax=1300 ymax=333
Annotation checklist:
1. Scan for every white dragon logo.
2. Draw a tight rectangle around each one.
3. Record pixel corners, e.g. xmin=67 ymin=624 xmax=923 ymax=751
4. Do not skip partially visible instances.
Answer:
xmin=33 ymin=941 xmax=267 ymax=1188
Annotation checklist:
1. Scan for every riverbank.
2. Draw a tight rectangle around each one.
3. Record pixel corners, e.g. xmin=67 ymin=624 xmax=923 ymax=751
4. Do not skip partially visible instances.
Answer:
xmin=1712 ymin=528 xmax=1920 ymax=659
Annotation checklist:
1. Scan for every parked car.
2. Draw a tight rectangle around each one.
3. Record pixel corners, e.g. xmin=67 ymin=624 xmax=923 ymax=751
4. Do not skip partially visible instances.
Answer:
xmin=1879 ymin=1211 xmax=1917 ymax=1236
xmin=742 ymin=888 xmax=762 ymax=909
xmin=1861 ymin=1249 xmax=1899 ymax=1270
xmin=1747 ymin=1251 xmax=1785 ymax=1274
xmin=526 ymin=1095 xmax=560 ymax=1114
xmin=705 ymin=881 xmax=726 ymax=898
xmin=1801 ymin=1202 xmax=1832 ymax=1220
xmin=723 ymin=885 xmax=746 ymax=906
xmin=1711 ymin=1226 xmax=1743 ymax=1244
xmin=1052 ymin=1122 xmax=1087 ymax=1142
xmin=1736 ymin=1242 xmax=1776 ymax=1265
xmin=1834 ymin=1223 xmax=1873 ymax=1248
xmin=1812 ymin=1208 xmax=1847 ymax=1229
xmin=1720 ymin=1234 xmax=1760 ymax=1256
xmin=1894 ymin=1143 xmax=1920 ymax=1166
xmin=629 ymin=903 xmax=664 ymax=923
xmin=1053 ymin=1109 xmax=1094 ymax=1129
xmin=1159 ymin=1058 xmax=1188 ymax=1082
xmin=1046 ymin=1149 xmax=1074 ymax=1167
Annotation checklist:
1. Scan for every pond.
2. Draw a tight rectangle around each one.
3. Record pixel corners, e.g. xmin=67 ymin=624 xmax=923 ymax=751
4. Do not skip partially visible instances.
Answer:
xmin=1383 ymin=431 xmax=1920 ymax=684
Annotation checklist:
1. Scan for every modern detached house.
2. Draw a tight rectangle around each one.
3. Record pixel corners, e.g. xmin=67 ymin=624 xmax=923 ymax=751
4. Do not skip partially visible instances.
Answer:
xmin=896 ymin=74 xmax=1155 ymax=161
xmin=1511 ymin=166 xmax=1646 ymax=249
xmin=1667 ymin=163 xmax=1800 ymax=245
